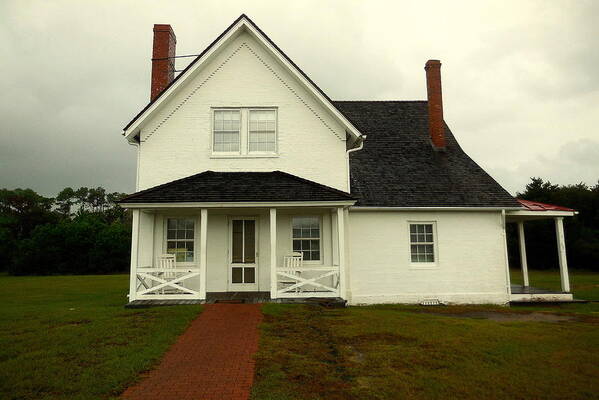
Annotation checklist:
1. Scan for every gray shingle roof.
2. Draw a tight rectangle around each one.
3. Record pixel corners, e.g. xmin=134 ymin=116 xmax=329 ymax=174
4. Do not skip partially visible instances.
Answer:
xmin=333 ymin=101 xmax=520 ymax=208
xmin=118 ymin=171 xmax=355 ymax=204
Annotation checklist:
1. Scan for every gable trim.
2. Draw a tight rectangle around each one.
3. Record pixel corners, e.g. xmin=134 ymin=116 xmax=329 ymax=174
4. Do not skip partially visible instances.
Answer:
xmin=123 ymin=15 xmax=363 ymax=142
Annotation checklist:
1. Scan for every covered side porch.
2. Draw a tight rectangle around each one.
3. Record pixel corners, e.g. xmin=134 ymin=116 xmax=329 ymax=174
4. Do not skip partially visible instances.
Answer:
xmin=118 ymin=171 xmax=356 ymax=305
xmin=506 ymin=199 xmax=578 ymax=303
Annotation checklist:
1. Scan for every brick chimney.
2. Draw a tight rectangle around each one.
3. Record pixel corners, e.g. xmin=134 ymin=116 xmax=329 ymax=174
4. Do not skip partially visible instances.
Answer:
xmin=151 ymin=24 xmax=177 ymax=101
xmin=425 ymin=59 xmax=445 ymax=149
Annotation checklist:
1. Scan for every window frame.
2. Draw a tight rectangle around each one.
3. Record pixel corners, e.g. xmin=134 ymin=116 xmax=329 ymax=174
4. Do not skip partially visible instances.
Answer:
xmin=407 ymin=221 xmax=439 ymax=269
xmin=163 ymin=216 xmax=198 ymax=265
xmin=291 ymin=215 xmax=323 ymax=264
xmin=247 ymin=108 xmax=278 ymax=155
xmin=210 ymin=107 xmax=279 ymax=158
xmin=211 ymin=108 xmax=242 ymax=156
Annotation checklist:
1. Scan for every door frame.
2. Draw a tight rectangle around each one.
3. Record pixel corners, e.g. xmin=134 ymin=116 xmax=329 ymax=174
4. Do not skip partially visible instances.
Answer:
xmin=227 ymin=216 xmax=259 ymax=291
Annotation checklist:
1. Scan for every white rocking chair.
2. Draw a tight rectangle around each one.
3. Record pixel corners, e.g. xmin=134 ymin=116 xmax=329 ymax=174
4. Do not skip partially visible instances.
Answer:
xmin=158 ymin=253 xmax=176 ymax=294
xmin=280 ymin=252 xmax=303 ymax=293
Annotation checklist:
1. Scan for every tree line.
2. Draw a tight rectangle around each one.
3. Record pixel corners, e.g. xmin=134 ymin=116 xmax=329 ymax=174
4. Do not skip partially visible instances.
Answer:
xmin=0 ymin=187 xmax=130 ymax=275
xmin=1 ymin=177 xmax=597 ymax=275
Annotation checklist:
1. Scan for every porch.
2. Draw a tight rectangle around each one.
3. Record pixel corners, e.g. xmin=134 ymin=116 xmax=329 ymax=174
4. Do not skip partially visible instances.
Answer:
xmin=125 ymin=204 xmax=351 ymax=304
xmin=505 ymin=199 xmax=578 ymax=303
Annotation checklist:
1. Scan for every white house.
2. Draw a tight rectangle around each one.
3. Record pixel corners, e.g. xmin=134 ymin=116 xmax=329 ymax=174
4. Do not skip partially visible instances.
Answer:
xmin=119 ymin=15 xmax=576 ymax=306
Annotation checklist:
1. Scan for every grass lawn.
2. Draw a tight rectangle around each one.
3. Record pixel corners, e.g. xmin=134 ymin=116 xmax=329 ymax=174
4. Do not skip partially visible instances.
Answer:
xmin=0 ymin=274 xmax=201 ymax=400
xmin=510 ymin=268 xmax=599 ymax=300
xmin=252 ymin=270 xmax=599 ymax=400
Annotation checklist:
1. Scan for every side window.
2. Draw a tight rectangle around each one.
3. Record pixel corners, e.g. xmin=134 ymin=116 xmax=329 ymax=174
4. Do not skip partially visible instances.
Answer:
xmin=409 ymin=223 xmax=435 ymax=263
xmin=292 ymin=216 xmax=321 ymax=261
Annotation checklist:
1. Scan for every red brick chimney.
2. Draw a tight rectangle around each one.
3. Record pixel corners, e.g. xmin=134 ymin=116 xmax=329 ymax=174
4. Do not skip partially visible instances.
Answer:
xmin=425 ymin=59 xmax=445 ymax=149
xmin=151 ymin=24 xmax=177 ymax=101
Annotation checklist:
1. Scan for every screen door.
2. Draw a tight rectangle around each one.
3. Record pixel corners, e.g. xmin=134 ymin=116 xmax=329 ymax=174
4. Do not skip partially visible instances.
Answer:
xmin=229 ymin=218 xmax=258 ymax=290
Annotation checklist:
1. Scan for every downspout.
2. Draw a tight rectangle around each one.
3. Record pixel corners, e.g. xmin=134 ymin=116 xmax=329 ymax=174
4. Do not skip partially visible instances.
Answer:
xmin=345 ymin=135 xmax=366 ymax=192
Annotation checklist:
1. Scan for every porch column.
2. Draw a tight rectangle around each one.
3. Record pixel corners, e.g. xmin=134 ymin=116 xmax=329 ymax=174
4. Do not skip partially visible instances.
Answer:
xmin=517 ymin=221 xmax=530 ymax=287
xmin=336 ymin=207 xmax=347 ymax=299
xmin=555 ymin=217 xmax=571 ymax=292
xmin=128 ymin=209 xmax=140 ymax=302
xmin=199 ymin=208 xmax=208 ymax=300
xmin=270 ymin=208 xmax=277 ymax=299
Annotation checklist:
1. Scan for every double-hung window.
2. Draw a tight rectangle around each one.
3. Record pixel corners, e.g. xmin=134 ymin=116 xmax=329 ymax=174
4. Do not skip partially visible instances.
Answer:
xmin=292 ymin=216 xmax=321 ymax=261
xmin=212 ymin=108 xmax=277 ymax=156
xmin=248 ymin=110 xmax=276 ymax=153
xmin=409 ymin=223 xmax=436 ymax=264
xmin=213 ymin=110 xmax=241 ymax=153
xmin=166 ymin=218 xmax=195 ymax=263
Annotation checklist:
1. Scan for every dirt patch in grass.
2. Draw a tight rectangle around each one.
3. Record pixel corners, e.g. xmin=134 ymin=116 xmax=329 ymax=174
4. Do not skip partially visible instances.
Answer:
xmin=427 ymin=311 xmax=576 ymax=322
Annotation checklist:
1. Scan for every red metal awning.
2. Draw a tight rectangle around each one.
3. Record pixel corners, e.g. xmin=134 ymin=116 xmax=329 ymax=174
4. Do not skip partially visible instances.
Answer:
xmin=517 ymin=199 xmax=575 ymax=212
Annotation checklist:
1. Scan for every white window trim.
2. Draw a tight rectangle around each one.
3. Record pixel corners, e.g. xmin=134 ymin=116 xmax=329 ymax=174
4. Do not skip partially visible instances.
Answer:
xmin=291 ymin=215 xmax=323 ymax=265
xmin=163 ymin=216 xmax=199 ymax=266
xmin=407 ymin=221 xmax=439 ymax=269
xmin=210 ymin=107 xmax=279 ymax=158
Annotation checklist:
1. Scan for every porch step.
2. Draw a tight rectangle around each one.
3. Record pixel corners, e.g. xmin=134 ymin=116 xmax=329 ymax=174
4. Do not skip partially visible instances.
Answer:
xmin=215 ymin=299 xmax=246 ymax=304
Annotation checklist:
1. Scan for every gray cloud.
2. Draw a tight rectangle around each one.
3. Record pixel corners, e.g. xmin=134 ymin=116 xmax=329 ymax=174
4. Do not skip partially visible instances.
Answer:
xmin=0 ymin=0 xmax=597 ymax=196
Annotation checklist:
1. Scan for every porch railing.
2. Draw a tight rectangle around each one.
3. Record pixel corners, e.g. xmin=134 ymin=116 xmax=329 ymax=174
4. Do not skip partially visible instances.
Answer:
xmin=276 ymin=266 xmax=340 ymax=298
xmin=134 ymin=267 xmax=201 ymax=300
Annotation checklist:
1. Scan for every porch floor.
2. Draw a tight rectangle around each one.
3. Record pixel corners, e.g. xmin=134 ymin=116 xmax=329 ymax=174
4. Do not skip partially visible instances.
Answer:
xmin=510 ymin=284 xmax=579 ymax=304
xmin=510 ymin=284 xmax=567 ymax=295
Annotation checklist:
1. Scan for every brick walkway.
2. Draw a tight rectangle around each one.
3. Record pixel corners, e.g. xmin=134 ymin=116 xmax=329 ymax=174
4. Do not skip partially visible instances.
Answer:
xmin=122 ymin=303 xmax=263 ymax=400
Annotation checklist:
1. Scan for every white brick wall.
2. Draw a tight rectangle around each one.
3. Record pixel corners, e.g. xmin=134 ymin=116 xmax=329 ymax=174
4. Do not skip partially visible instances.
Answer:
xmin=347 ymin=210 xmax=510 ymax=305
xmin=136 ymin=31 xmax=349 ymax=192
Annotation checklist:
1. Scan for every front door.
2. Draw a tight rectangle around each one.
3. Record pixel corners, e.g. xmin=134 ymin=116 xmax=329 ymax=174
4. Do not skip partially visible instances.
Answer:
xmin=228 ymin=217 xmax=258 ymax=291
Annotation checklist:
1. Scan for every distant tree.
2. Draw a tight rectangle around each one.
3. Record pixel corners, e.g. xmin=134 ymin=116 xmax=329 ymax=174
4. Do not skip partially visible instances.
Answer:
xmin=55 ymin=187 xmax=76 ymax=216
xmin=87 ymin=187 xmax=107 ymax=213
xmin=74 ymin=187 xmax=89 ymax=213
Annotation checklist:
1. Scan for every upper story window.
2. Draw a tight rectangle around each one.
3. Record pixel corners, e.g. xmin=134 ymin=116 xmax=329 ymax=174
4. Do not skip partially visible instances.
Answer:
xmin=249 ymin=110 xmax=276 ymax=153
xmin=213 ymin=110 xmax=241 ymax=153
xmin=212 ymin=108 xmax=277 ymax=156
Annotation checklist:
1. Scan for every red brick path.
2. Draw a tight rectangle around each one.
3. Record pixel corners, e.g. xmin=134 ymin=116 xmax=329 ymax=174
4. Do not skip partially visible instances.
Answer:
xmin=122 ymin=304 xmax=263 ymax=400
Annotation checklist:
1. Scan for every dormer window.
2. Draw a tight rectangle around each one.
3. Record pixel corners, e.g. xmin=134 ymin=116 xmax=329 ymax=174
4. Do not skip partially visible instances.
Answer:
xmin=212 ymin=108 xmax=278 ymax=157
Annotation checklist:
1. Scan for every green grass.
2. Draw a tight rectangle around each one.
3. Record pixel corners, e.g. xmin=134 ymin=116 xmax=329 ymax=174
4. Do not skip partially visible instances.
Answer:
xmin=0 ymin=274 xmax=201 ymax=400
xmin=252 ymin=271 xmax=599 ymax=400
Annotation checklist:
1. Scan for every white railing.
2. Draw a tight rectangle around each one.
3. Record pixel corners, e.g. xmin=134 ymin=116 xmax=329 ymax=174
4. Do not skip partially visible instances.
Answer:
xmin=276 ymin=266 xmax=340 ymax=298
xmin=135 ymin=267 xmax=201 ymax=300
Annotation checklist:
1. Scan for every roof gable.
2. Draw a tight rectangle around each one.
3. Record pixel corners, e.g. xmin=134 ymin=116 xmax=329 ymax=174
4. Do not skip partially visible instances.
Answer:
xmin=123 ymin=15 xmax=363 ymax=143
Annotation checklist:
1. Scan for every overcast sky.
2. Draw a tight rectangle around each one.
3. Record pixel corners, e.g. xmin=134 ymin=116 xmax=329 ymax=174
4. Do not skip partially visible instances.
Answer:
xmin=1 ymin=0 xmax=598 ymax=196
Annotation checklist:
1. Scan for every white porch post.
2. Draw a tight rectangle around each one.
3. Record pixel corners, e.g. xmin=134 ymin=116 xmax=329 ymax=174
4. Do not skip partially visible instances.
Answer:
xmin=199 ymin=208 xmax=208 ymax=300
xmin=555 ymin=217 xmax=571 ymax=292
xmin=336 ymin=207 xmax=347 ymax=299
xmin=517 ymin=221 xmax=530 ymax=287
xmin=128 ymin=209 xmax=140 ymax=302
xmin=270 ymin=208 xmax=277 ymax=299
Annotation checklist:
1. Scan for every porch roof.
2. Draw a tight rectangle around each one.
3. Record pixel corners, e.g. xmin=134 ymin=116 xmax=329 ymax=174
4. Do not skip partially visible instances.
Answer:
xmin=119 ymin=171 xmax=356 ymax=206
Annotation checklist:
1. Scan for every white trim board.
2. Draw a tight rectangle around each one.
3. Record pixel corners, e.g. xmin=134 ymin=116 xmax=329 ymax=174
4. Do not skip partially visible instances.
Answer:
xmin=120 ymin=201 xmax=356 ymax=209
